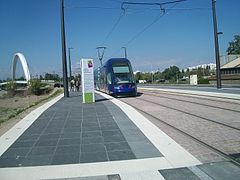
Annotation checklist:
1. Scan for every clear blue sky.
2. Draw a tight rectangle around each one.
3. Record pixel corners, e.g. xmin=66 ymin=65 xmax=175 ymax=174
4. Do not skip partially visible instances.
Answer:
xmin=0 ymin=0 xmax=240 ymax=79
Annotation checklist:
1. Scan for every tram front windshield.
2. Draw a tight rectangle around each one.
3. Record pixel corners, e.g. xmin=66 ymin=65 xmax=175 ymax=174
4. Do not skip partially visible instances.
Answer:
xmin=112 ymin=63 xmax=134 ymax=84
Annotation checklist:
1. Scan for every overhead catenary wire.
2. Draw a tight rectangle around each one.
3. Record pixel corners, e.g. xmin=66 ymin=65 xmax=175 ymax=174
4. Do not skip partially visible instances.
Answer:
xmin=101 ymin=11 xmax=125 ymax=46
xmin=108 ymin=1 xmax=187 ymax=58
xmin=108 ymin=13 xmax=164 ymax=58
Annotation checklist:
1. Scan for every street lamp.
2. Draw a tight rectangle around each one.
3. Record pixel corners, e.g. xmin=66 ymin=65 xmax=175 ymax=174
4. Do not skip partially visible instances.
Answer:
xmin=68 ymin=47 xmax=73 ymax=80
xmin=122 ymin=47 xmax=127 ymax=59
xmin=60 ymin=0 xmax=69 ymax=97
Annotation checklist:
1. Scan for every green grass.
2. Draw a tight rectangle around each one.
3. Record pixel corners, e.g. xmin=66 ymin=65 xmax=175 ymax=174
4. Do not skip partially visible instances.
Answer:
xmin=0 ymin=89 xmax=63 ymax=125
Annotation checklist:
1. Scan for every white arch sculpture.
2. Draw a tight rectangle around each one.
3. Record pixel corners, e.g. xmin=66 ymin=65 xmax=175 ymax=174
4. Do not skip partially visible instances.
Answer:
xmin=12 ymin=53 xmax=31 ymax=81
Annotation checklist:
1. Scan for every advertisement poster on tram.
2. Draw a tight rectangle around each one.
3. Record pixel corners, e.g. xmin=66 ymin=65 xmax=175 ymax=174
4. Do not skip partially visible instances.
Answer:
xmin=81 ymin=58 xmax=95 ymax=103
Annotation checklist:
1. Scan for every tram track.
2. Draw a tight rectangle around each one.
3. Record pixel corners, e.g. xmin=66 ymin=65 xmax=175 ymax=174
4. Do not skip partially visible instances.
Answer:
xmin=140 ymin=89 xmax=240 ymax=106
xmin=135 ymin=96 xmax=240 ymax=131
xmin=122 ymin=99 xmax=240 ymax=166
xmin=142 ymin=91 xmax=240 ymax=113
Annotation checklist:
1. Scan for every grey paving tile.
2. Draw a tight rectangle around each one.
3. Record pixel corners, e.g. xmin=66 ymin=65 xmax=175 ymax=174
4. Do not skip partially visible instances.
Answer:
xmin=119 ymin=126 xmax=139 ymax=131
xmin=103 ymin=135 xmax=126 ymax=143
xmin=80 ymin=151 xmax=108 ymax=163
xmin=44 ymin=128 xmax=63 ymax=134
xmin=102 ymin=130 xmax=123 ymax=137
xmin=1 ymin=147 xmax=31 ymax=158
xmin=124 ymin=134 xmax=148 ymax=142
xmin=100 ymin=125 xmax=119 ymax=131
xmin=128 ymin=141 xmax=163 ymax=158
xmin=55 ymin=145 xmax=80 ymax=155
xmin=17 ymin=134 xmax=40 ymax=142
xmin=58 ymin=138 xmax=81 ymax=146
xmin=81 ymin=143 xmax=106 ymax=153
xmin=108 ymin=150 xmax=136 ymax=161
xmin=82 ymin=116 xmax=97 ymax=120
xmin=39 ymin=133 xmax=61 ymax=140
xmin=82 ymin=118 xmax=98 ymax=122
xmin=60 ymin=132 xmax=81 ymax=139
xmin=28 ymin=124 xmax=46 ymax=130
xmin=82 ymin=126 xmax=101 ymax=132
xmin=82 ymin=131 xmax=102 ymax=138
xmin=198 ymin=161 xmax=240 ymax=180
xmin=188 ymin=166 xmax=213 ymax=180
xmin=48 ymin=121 xmax=63 ymax=127
xmin=105 ymin=142 xmax=131 ymax=152
xmin=72 ymin=176 xmax=109 ymax=180
xmin=51 ymin=120 xmax=66 ymax=124
xmin=35 ymin=139 xmax=58 ymax=147
xmin=97 ymin=113 xmax=112 ymax=117
xmin=24 ymin=129 xmax=43 ymax=135
xmin=82 ymin=137 xmax=104 ymax=144
xmin=120 ymin=129 xmax=144 ymax=136
xmin=98 ymin=119 xmax=116 ymax=123
xmin=132 ymin=149 xmax=162 ymax=158
xmin=22 ymin=155 xmax=52 ymax=166
xmin=82 ymin=122 xmax=99 ymax=127
xmin=99 ymin=122 xmax=118 ymax=127
xmin=63 ymin=127 xmax=81 ymax=133
xmin=0 ymin=156 xmax=25 ymax=168
xmin=51 ymin=154 xmax=80 ymax=165
xmin=159 ymin=167 xmax=200 ymax=180
xmin=67 ymin=118 xmax=82 ymax=122
xmin=29 ymin=146 xmax=56 ymax=156
xmin=108 ymin=174 xmax=121 ymax=180
xmin=64 ymin=122 xmax=82 ymax=128
xmin=11 ymin=141 xmax=35 ymax=148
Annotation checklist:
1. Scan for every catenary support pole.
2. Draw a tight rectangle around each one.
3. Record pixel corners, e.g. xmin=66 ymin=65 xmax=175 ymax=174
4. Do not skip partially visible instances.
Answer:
xmin=68 ymin=48 xmax=73 ymax=80
xmin=212 ymin=0 xmax=221 ymax=89
xmin=60 ymin=0 xmax=69 ymax=97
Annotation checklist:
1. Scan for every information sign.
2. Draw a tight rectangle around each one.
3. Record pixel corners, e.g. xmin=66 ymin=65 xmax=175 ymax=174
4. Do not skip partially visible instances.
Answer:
xmin=81 ymin=58 xmax=95 ymax=103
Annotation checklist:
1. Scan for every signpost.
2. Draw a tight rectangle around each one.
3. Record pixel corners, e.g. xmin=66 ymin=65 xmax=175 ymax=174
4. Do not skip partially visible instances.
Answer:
xmin=81 ymin=58 xmax=95 ymax=103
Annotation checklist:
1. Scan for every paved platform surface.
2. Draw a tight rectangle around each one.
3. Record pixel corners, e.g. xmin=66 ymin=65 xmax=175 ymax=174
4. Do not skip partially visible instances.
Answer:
xmin=0 ymin=91 xmax=240 ymax=179
xmin=0 ymin=92 xmax=161 ymax=167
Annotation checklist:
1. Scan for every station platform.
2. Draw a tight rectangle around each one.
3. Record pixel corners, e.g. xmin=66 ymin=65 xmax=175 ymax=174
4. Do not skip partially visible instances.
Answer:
xmin=0 ymin=91 xmax=239 ymax=179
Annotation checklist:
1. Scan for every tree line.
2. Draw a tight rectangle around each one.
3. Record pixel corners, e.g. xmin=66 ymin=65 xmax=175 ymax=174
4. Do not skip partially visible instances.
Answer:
xmin=134 ymin=65 xmax=215 ymax=83
xmin=135 ymin=34 xmax=240 ymax=84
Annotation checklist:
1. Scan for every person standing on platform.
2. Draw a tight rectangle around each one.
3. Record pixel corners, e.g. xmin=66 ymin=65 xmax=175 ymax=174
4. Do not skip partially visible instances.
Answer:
xmin=75 ymin=78 xmax=80 ymax=91
xmin=70 ymin=79 xmax=74 ymax=91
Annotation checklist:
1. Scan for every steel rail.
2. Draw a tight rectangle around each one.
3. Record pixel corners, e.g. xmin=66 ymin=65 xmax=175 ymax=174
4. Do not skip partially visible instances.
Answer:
xmin=122 ymin=99 xmax=240 ymax=166
xmin=142 ymin=91 xmax=240 ymax=113
xmin=135 ymin=97 xmax=240 ymax=131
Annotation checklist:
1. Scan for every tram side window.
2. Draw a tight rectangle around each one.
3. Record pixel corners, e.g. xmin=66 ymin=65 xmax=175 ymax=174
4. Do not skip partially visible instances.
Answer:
xmin=107 ymin=73 xmax=112 ymax=84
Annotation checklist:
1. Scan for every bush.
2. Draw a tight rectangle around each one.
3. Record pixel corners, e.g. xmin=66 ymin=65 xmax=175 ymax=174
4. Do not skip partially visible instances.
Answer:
xmin=198 ymin=78 xmax=210 ymax=84
xmin=29 ymin=79 xmax=45 ymax=95
xmin=5 ymin=81 xmax=17 ymax=97
xmin=5 ymin=81 xmax=17 ymax=90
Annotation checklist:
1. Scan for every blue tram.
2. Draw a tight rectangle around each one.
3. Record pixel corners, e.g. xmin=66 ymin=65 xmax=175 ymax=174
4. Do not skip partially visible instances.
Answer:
xmin=94 ymin=58 xmax=137 ymax=97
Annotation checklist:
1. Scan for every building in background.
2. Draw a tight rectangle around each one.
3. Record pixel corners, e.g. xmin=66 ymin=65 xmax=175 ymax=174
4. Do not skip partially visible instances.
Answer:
xmin=209 ymin=55 xmax=240 ymax=85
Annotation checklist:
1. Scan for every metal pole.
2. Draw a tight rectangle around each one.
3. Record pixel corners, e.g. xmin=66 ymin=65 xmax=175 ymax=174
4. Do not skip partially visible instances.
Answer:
xmin=212 ymin=0 xmax=221 ymax=89
xmin=60 ymin=0 xmax=69 ymax=97
xmin=96 ymin=47 xmax=106 ymax=66
xmin=122 ymin=47 xmax=127 ymax=59
xmin=68 ymin=48 xmax=73 ymax=80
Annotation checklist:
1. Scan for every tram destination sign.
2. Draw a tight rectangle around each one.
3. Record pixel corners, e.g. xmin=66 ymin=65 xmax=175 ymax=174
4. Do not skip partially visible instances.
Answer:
xmin=81 ymin=58 xmax=95 ymax=103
